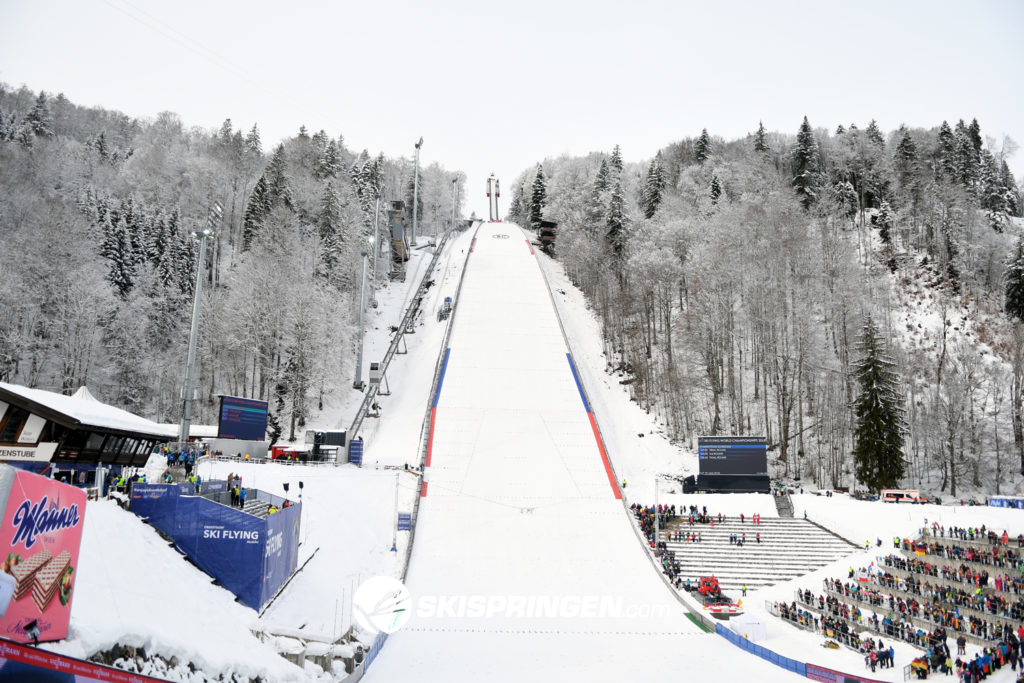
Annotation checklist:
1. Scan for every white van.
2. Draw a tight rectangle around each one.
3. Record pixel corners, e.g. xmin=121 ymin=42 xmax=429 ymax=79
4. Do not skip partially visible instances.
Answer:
xmin=880 ymin=489 xmax=928 ymax=504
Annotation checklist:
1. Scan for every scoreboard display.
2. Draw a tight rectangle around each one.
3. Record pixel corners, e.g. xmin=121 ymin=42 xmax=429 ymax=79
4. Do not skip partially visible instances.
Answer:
xmin=698 ymin=436 xmax=768 ymax=476
xmin=217 ymin=395 xmax=269 ymax=441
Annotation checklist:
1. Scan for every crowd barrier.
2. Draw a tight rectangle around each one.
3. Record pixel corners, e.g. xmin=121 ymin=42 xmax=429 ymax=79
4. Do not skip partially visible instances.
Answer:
xmin=0 ymin=638 xmax=169 ymax=682
xmin=130 ymin=482 xmax=300 ymax=610
xmin=715 ymin=622 xmax=887 ymax=683
xmin=715 ymin=623 xmax=806 ymax=677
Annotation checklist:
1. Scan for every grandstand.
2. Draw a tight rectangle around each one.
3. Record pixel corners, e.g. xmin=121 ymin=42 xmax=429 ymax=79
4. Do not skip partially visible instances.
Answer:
xmin=659 ymin=514 xmax=858 ymax=590
xmin=768 ymin=524 xmax=1023 ymax=664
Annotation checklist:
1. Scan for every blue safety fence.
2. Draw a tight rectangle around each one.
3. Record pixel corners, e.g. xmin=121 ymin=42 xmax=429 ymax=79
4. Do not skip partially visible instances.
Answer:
xmin=129 ymin=482 xmax=300 ymax=611
xmin=349 ymin=439 xmax=363 ymax=466
xmin=715 ymin=623 xmax=806 ymax=677
xmin=989 ymin=496 xmax=1024 ymax=509
xmin=365 ymin=631 xmax=388 ymax=670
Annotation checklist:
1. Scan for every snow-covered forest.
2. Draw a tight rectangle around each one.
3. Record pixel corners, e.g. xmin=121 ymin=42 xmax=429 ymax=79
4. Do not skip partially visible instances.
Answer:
xmin=0 ymin=85 xmax=464 ymax=441
xmin=508 ymin=118 xmax=1024 ymax=496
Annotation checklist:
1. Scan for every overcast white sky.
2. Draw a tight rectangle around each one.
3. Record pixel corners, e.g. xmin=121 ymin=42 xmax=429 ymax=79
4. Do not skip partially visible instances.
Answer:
xmin=2 ymin=0 xmax=1022 ymax=218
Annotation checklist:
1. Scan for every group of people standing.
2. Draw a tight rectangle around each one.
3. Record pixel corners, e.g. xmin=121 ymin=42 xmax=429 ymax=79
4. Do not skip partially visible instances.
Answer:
xmin=227 ymin=473 xmax=246 ymax=508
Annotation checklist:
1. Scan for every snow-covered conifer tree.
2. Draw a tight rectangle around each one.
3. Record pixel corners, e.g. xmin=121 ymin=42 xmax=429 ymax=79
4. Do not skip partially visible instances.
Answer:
xmin=852 ymin=316 xmax=907 ymax=491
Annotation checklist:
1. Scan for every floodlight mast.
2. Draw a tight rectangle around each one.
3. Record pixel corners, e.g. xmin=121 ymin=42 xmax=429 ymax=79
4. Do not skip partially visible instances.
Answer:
xmin=412 ymin=137 xmax=423 ymax=245
xmin=179 ymin=202 xmax=222 ymax=444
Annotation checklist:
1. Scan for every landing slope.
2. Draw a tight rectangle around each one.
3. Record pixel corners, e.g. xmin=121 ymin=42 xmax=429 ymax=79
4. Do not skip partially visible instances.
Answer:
xmin=367 ymin=223 xmax=798 ymax=682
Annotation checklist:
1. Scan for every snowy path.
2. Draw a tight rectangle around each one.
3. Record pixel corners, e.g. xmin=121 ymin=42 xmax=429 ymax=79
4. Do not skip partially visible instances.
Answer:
xmin=366 ymin=223 xmax=800 ymax=682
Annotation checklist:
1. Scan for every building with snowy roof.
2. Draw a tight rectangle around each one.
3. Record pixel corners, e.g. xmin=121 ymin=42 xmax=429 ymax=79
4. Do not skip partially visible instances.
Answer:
xmin=0 ymin=382 xmax=176 ymax=472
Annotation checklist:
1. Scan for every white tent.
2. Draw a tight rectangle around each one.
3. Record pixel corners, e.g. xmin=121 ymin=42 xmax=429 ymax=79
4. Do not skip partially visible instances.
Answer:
xmin=729 ymin=613 xmax=767 ymax=642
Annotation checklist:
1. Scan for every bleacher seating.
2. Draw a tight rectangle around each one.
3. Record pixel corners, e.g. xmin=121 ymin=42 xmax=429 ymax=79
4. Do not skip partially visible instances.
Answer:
xmin=660 ymin=516 xmax=857 ymax=590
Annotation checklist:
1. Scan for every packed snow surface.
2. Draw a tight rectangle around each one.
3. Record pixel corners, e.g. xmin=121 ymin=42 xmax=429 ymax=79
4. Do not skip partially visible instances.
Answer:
xmin=35 ymin=222 xmax=1022 ymax=682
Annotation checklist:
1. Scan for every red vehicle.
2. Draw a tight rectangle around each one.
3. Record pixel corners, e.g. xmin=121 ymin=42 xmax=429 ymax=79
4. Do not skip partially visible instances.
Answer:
xmin=270 ymin=445 xmax=306 ymax=461
xmin=697 ymin=576 xmax=722 ymax=598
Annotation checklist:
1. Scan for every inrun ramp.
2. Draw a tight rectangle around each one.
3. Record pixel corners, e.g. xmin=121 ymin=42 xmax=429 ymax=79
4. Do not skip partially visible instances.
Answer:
xmin=366 ymin=223 xmax=799 ymax=682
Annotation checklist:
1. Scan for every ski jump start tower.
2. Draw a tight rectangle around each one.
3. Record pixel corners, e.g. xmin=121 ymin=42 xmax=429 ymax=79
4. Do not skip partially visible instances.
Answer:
xmin=486 ymin=173 xmax=500 ymax=222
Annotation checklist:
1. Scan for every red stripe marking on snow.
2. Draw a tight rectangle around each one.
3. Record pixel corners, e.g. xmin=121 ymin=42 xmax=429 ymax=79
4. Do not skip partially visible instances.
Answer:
xmin=422 ymin=406 xmax=438 ymax=497
xmin=588 ymin=412 xmax=621 ymax=499
xmin=470 ymin=237 xmax=477 ymax=253
xmin=525 ymin=239 xmax=535 ymax=255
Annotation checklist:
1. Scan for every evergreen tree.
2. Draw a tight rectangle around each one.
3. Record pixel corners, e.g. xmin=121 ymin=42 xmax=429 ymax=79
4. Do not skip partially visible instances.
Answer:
xmin=865 ymin=119 xmax=885 ymax=147
xmin=967 ymin=118 xmax=983 ymax=155
xmin=594 ymin=158 xmax=610 ymax=193
xmin=217 ymin=119 xmax=233 ymax=146
xmin=508 ymin=181 xmax=525 ymax=225
xmin=640 ymin=154 xmax=666 ymax=219
xmin=852 ymin=316 xmax=907 ymax=491
xmin=265 ymin=144 xmax=294 ymax=209
xmin=792 ymin=116 xmax=819 ymax=210
xmin=1006 ymin=237 xmax=1024 ymax=323
xmin=609 ymin=145 xmax=623 ymax=177
xmin=585 ymin=160 xmax=609 ymax=231
xmin=1000 ymin=159 xmax=1021 ymax=217
xmin=317 ymin=183 xmax=343 ymax=279
xmin=529 ymin=164 xmax=547 ymax=230
xmin=754 ymin=121 xmax=769 ymax=153
xmin=835 ymin=124 xmax=846 ymax=136
xmin=695 ymin=128 xmax=711 ymax=164
xmin=954 ymin=120 xmax=978 ymax=188
xmin=937 ymin=121 xmax=956 ymax=179
xmin=893 ymin=127 xmax=918 ymax=190
xmin=242 ymin=176 xmax=270 ymax=251
xmin=832 ymin=181 xmax=859 ymax=221
xmin=404 ymin=172 xmax=424 ymax=225
xmin=710 ymin=175 xmax=722 ymax=205
xmin=245 ymin=124 xmax=262 ymax=154
xmin=877 ymin=201 xmax=894 ymax=245
xmin=23 ymin=91 xmax=53 ymax=138
xmin=102 ymin=213 xmax=137 ymax=298
xmin=316 ymin=139 xmax=340 ymax=180
xmin=606 ymin=177 xmax=628 ymax=259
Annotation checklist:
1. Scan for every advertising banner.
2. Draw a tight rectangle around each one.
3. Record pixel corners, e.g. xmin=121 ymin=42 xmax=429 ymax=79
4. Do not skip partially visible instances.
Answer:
xmin=0 ymin=443 xmax=58 ymax=463
xmin=805 ymin=663 xmax=885 ymax=683
xmin=0 ymin=637 xmax=169 ymax=681
xmin=177 ymin=497 xmax=263 ymax=609
xmin=260 ymin=503 xmax=300 ymax=607
xmin=130 ymin=483 xmax=181 ymax=537
xmin=0 ymin=466 xmax=87 ymax=644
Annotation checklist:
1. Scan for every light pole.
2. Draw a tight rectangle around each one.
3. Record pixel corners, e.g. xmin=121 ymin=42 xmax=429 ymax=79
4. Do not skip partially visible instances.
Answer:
xmin=412 ymin=137 xmax=423 ymax=246
xmin=370 ymin=184 xmax=384 ymax=308
xmin=354 ymin=237 xmax=370 ymax=390
xmin=451 ymin=177 xmax=458 ymax=233
xmin=179 ymin=202 xmax=222 ymax=444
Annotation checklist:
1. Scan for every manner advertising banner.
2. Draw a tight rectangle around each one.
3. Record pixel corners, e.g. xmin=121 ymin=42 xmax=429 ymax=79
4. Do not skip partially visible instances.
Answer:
xmin=805 ymin=662 xmax=885 ymax=683
xmin=0 ymin=466 xmax=87 ymax=644
xmin=698 ymin=436 xmax=768 ymax=476
xmin=0 ymin=637 xmax=170 ymax=682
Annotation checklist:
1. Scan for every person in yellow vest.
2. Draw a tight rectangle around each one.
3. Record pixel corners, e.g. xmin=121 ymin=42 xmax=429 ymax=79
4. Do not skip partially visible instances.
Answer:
xmin=267 ymin=505 xmax=278 ymax=515
xmin=245 ymin=453 xmax=250 ymax=460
